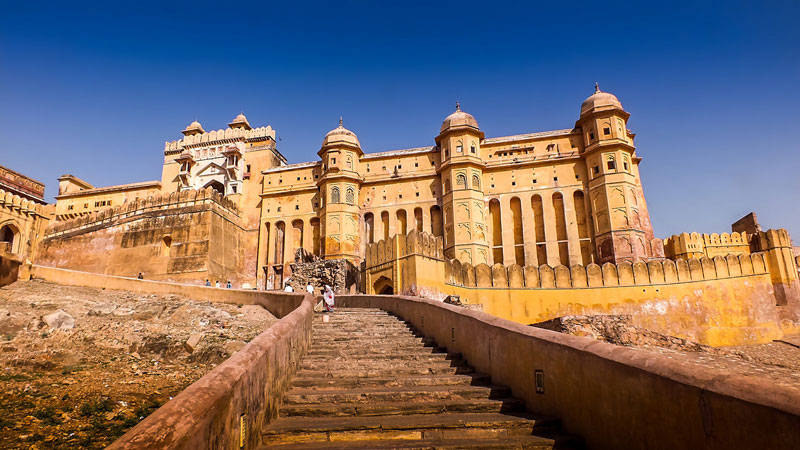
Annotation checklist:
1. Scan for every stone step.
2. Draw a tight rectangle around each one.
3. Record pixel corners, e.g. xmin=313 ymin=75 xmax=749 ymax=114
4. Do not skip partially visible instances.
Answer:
xmin=259 ymin=435 xmax=580 ymax=450
xmin=262 ymin=412 xmax=560 ymax=446
xmin=283 ymin=385 xmax=512 ymax=405
xmin=311 ymin=336 xmax=435 ymax=347
xmin=299 ymin=358 xmax=467 ymax=372
xmin=290 ymin=373 xmax=492 ymax=389
xmin=301 ymin=352 xmax=458 ymax=364
xmin=307 ymin=346 xmax=450 ymax=357
xmin=296 ymin=362 xmax=475 ymax=379
xmin=280 ymin=397 xmax=525 ymax=417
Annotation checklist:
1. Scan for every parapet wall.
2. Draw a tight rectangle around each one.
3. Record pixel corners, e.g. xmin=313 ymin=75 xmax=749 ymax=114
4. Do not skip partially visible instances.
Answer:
xmin=337 ymin=294 xmax=800 ymax=450
xmin=36 ymin=188 xmax=253 ymax=286
xmin=662 ymin=231 xmax=751 ymax=260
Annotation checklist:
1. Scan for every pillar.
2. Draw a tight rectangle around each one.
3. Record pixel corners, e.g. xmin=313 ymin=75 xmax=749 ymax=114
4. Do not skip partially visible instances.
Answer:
xmin=500 ymin=197 xmax=516 ymax=266
xmin=542 ymin=191 xmax=560 ymax=266
xmin=520 ymin=198 xmax=538 ymax=267
xmin=563 ymin=190 xmax=583 ymax=266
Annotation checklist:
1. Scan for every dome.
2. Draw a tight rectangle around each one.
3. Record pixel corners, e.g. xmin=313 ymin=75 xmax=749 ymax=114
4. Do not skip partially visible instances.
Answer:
xmin=440 ymin=102 xmax=479 ymax=133
xmin=181 ymin=120 xmax=205 ymax=136
xmin=322 ymin=118 xmax=360 ymax=148
xmin=228 ymin=113 xmax=252 ymax=130
xmin=580 ymin=83 xmax=623 ymax=116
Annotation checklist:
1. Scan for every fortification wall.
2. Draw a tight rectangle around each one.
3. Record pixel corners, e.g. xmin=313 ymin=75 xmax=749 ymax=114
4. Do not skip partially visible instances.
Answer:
xmin=36 ymin=188 xmax=256 ymax=287
xmin=0 ymin=187 xmax=51 ymax=284
xmin=336 ymin=294 xmax=800 ymax=450
xmin=365 ymin=229 xmax=800 ymax=346
xmin=662 ymin=231 xmax=751 ymax=260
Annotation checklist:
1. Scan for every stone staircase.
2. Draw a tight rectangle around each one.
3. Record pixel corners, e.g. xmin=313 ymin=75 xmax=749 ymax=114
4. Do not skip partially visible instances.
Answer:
xmin=261 ymin=308 xmax=582 ymax=449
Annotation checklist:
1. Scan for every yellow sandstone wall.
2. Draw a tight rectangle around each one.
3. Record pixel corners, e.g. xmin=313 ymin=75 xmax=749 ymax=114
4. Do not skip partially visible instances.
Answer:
xmin=0 ymin=187 xmax=51 ymax=284
xmin=365 ymin=230 xmax=800 ymax=346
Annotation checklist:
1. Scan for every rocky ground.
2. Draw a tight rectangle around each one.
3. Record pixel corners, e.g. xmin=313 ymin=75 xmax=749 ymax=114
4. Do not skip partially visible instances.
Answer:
xmin=537 ymin=314 xmax=800 ymax=387
xmin=0 ymin=279 xmax=276 ymax=449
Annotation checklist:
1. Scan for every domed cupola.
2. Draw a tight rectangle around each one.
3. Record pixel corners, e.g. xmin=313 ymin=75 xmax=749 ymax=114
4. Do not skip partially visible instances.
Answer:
xmin=440 ymin=102 xmax=480 ymax=134
xmin=181 ymin=120 xmax=205 ymax=136
xmin=228 ymin=113 xmax=252 ymax=130
xmin=580 ymin=83 xmax=624 ymax=117
xmin=320 ymin=117 xmax=361 ymax=152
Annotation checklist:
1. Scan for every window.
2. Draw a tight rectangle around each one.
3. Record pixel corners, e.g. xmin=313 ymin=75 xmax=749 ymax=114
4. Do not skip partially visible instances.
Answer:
xmin=246 ymin=164 xmax=251 ymax=172
xmin=414 ymin=162 xmax=419 ymax=167
xmin=67 ymin=205 xmax=74 ymax=210
xmin=456 ymin=144 xmax=463 ymax=153
xmin=331 ymin=186 xmax=340 ymax=203
xmin=512 ymin=181 xmax=516 ymax=186
xmin=445 ymin=149 xmax=449 ymax=158
xmin=589 ymin=132 xmax=595 ymax=141
xmin=472 ymin=174 xmax=480 ymax=188
xmin=345 ymin=187 xmax=355 ymax=204
xmin=277 ymin=207 xmax=282 ymax=212
xmin=470 ymin=144 xmax=476 ymax=154
xmin=295 ymin=205 xmax=299 ymax=210
xmin=533 ymin=179 xmax=537 ymax=184
xmin=332 ymin=158 xmax=336 ymax=164
xmin=416 ymin=192 xmax=420 ymax=197
xmin=623 ymin=161 xmax=629 ymax=171
xmin=346 ymin=155 xmax=353 ymax=170
xmin=592 ymin=166 xmax=599 ymax=175
xmin=456 ymin=173 xmax=466 ymax=187
xmin=553 ymin=177 xmax=558 ymax=182
xmin=297 ymin=177 xmax=300 ymax=181
xmin=603 ymin=127 xmax=611 ymax=135
xmin=232 ymin=185 xmax=237 ymax=193
xmin=607 ymin=156 xmax=616 ymax=170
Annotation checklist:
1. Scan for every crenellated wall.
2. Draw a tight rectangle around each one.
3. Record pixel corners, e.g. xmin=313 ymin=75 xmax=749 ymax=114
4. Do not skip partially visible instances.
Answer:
xmin=365 ymin=229 xmax=800 ymax=346
xmin=662 ymin=231 xmax=752 ymax=260
xmin=35 ymin=188 xmax=255 ymax=287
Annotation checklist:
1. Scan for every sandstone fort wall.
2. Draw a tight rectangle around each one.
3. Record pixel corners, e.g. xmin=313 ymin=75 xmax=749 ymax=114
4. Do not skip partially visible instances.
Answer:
xmin=364 ymin=229 xmax=800 ymax=346
xmin=36 ymin=188 xmax=256 ymax=287
xmin=0 ymin=187 xmax=51 ymax=285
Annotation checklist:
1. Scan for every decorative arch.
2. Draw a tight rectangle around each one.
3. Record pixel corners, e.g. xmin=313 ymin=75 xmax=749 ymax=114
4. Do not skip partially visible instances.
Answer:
xmin=472 ymin=174 xmax=481 ymax=188
xmin=204 ymin=180 xmax=225 ymax=195
xmin=331 ymin=186 xmax=340 ymax=203
xmin=373 ymin=276 xmax=394 ymax=295
xmin=456 ymin=173 xmax=467 ymax=188
xmin=345 ymin=187 xmax=355 ymax=205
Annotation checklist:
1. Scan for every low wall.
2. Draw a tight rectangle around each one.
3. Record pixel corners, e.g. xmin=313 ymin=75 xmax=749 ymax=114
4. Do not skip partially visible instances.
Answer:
xmin=337 ymin=294 xmax=800 ymax=450
xmin=21 ymin=265 xmax=314 ymax=449
xmin=0 ymin=253 xmax=21 ymax=287
xmin=29 ymin=265 xmax=302 ymax=318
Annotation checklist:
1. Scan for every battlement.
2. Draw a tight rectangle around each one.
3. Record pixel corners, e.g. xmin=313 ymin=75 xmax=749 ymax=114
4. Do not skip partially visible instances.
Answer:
xmin=164 ymin=126 xmax=276 ymax=153
xmin=44 ymin=188 xmax=240 ymax=239
xmin=444 ymin=252 xmax=769 ymax=289
xmin=0 ymin=187 xmax=49 ymax=217
xmin=662 ymin=231 xmax=752 ymax=260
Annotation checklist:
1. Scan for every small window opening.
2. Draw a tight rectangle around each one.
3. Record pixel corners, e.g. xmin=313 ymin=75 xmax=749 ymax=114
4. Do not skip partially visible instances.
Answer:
xmin=607 ymin=160 xmax=616 ymax=170
xmin=603 ymin=127 xmax=611 ymax=135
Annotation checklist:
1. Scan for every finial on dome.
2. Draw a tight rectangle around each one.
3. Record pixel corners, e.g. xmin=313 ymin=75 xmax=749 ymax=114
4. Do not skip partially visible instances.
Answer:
xmin=339 ymin=116 xmax=343 ymax=127
xmin=456 ymin=101 xmax=461 ymax=111
xmin=594 ymin=82 xmax=600 ymax=93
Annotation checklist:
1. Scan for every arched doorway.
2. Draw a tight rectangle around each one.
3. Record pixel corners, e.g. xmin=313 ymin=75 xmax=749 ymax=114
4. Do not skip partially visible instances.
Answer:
xmin=204 ymin=180 xmax=225 ymax=195
xmin=0 ymin=224 xmax=19 ymax=254
xmin=373 ymin=276 xmax=394 ymax=295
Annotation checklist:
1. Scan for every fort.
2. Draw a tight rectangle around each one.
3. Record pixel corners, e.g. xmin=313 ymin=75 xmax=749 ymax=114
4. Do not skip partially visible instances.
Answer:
xmin=1 ymin=86 xmax=800 ymax=448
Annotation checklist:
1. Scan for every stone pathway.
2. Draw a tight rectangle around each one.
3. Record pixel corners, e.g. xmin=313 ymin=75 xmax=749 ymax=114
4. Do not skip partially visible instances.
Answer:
xmin=261 ymin=308 xmax=582 ymax=449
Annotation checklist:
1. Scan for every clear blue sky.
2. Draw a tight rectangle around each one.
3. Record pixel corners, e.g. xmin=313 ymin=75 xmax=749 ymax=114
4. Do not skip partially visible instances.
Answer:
xmin=1 ymin=1 xmax=798 ymax=239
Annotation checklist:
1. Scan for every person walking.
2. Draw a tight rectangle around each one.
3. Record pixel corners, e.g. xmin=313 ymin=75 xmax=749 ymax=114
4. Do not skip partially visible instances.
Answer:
xmin=215 ymin=280 xmax=220 ymax=288
xmin=323 ymin=285 xmax=335 ymax=312
xmin=226 ymin=280 xmax=232 ymax=289
xmin=205 ymin=279 xmax=211 ymax=287
xmin=306 ymin=283 xmax=315 ymax=295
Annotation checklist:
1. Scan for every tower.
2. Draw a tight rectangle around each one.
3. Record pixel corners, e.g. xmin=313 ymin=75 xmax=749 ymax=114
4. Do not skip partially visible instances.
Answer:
xmin=317 ymin=118 xmax=363 ymax=262
xmin=436 ymin=104 xmax=490 ymax=265
xmin=577 ymin=84 xmax=661 ymax=263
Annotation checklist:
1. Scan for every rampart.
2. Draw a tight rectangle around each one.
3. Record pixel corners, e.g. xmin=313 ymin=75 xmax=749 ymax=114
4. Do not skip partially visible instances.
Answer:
xmin=29 ymin=266 xmax=314 ymax=450
xmin=336 ymin=294 xmax=800 ymax=450
xmin=662 ymin=231 xmax=751 ymax=260
xmin=364 ymin=229 xmax=800 ymax=346
xmin=35 ymin=188 xmax=255 ymax=286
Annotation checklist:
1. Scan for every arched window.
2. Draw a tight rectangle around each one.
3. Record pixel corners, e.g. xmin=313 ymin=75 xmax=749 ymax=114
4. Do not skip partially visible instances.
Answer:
xmin=345 ymin=187 xmax=355 ymax=205
xmin=456 ymin=173 xmax=466 ymax=188
xmin=456 ymin=140 xmax=463 ymax=153
xmin=472 ymin=174 xmax=480 ymax=188
xmin=346 ymin=154 xmax=353 ymax=170
xmin=470 ymin=143 xmax=476 ymax=154
xmin=623 ymin=155 xmax=630 ymax=172
xmin=331 ymin=186 xmax=340 ymax=203
xmin=444 ymin=178 xmax=451 ymax=192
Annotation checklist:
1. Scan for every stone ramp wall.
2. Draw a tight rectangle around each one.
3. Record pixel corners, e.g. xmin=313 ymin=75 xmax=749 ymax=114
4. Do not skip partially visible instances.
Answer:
xmin=27 ymin=265 xmax=313 ymax=449
xmin=337 ymin=294 xmax=800 ymax=450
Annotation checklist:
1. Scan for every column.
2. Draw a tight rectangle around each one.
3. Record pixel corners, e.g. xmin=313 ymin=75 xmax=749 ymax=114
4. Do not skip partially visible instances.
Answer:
xmin=542 ymin=191 xmax=560 ymax=266
xmin=563 ymin=190 xmax=583 ymax=266
xmin=422 ymin=206 xmax=431 ymax=236
xmin=302 ymin=218 xmax=313 ymax=255
xmin=388 ymin=210 xmax=396 ymax=238
xmin=500 ymin=197 xmax=516 ymax=266
xmin=520 ymin=197 xmax=538 ymax=267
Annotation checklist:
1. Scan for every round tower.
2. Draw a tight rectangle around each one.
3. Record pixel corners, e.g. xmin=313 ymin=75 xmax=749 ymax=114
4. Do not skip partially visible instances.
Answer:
xmin=435 ymin=103 xmax=489 ymax=265
xmin=577 ymin=84 xmax=660 ymax=263
xmin=316 ymin=118 xmax=363 ymax=262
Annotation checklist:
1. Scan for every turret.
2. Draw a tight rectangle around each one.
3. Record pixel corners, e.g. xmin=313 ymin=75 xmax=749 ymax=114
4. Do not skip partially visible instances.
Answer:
xmin=435 ymin=104 xmax=490 ymax=265
xmin=316 ymin=118 xmax=363 ymax=262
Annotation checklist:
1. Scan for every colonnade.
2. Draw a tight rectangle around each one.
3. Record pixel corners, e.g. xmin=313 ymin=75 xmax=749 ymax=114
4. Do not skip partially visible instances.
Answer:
xmin=364 ymin=203 xmax=444 ymax=245
xmin=489 ymin=188 xmax=593 ymax=268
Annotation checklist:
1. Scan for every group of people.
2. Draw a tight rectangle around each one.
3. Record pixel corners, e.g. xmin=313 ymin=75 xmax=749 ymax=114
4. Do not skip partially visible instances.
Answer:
xmin=205 ymin=279 xmax=232 ymax=289
xmin=283 ymin=280 xmax=335 ymax=312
